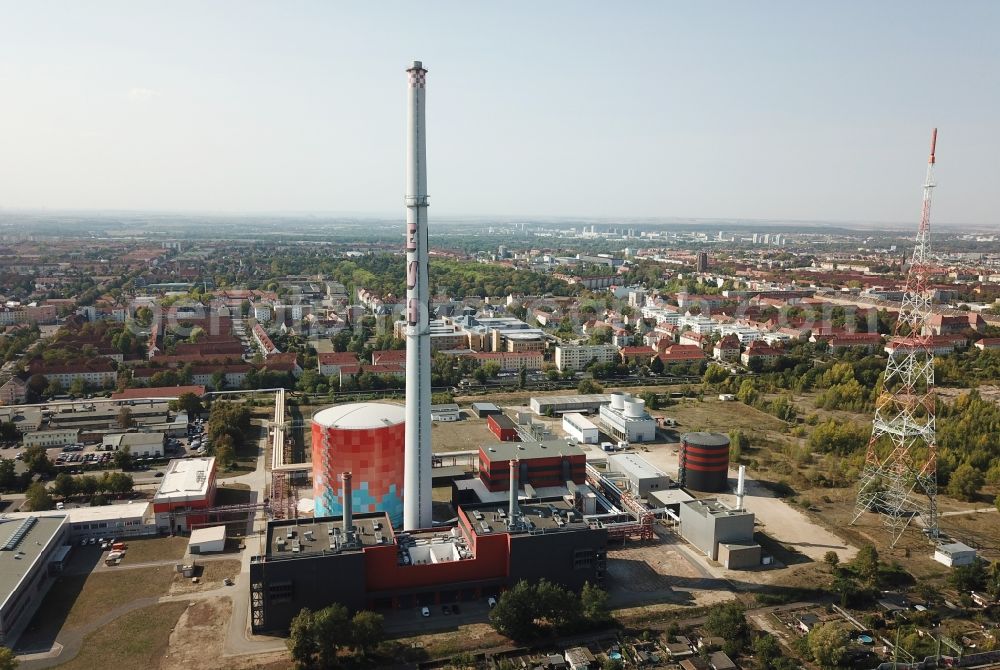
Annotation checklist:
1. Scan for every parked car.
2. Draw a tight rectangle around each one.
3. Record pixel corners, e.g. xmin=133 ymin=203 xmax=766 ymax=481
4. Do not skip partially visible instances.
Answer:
xmin=421 ymin=606 xmax=430 ymax=617
xmin=487 ymin=597 xmax=497 ymax=609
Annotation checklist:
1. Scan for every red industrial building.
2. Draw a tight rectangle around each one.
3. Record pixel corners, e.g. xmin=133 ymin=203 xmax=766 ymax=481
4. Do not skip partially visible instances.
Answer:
xmin=478 ymin=441 xmax=587 ymax=492
xmin=486 ymin=414 xmax=519 ymax=442
xmin=152 ymin=456 xmax=217 ymax=532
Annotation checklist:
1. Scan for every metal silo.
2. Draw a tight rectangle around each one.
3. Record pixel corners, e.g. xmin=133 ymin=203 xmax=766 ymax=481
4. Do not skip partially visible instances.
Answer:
xmin=311 ymin=402 xmax=406 ymax=527
xmin=679 ymin=431 xmax=730 ymax=492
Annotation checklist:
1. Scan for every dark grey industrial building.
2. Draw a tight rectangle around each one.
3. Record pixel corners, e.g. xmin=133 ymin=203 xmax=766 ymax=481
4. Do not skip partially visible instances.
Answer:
xmin=678 ymin=498 xmax=760 ymax=568
xmin=249 ymin=500 xmax=607 ymax=633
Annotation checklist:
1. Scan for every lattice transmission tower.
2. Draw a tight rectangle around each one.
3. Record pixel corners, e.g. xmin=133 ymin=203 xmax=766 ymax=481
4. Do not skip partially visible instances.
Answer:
xmin=853 ymin=129 xmax=941 ymax=548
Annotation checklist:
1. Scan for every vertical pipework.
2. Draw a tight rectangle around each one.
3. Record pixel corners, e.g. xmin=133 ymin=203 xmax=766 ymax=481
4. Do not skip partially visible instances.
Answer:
xmin=403 ymin=60 xmax=433 ymax=530
xmin=509 ymin=459 xmax=520 ymax=521
xmin=342 ymin=471 xmax=353 ymax=537
xmin=736 ymin=465 xmax=746 ymax=511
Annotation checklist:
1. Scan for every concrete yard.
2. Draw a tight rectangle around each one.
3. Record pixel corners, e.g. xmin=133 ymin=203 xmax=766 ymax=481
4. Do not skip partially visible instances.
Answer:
xmin=639 ymin=442 xmax=858 ymax=563
xmin=713 ymin=479 xmax=858 ymax=563
xmin=605 ymin=536 xmax=734 ymax=609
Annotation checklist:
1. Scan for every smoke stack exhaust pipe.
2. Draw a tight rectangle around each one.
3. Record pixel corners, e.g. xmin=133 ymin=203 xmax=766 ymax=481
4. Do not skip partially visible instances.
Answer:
xmin=342 ymin=472 xmax=353 ymax=537
xmin=736 ymin=465 xmax=746 ymax=511
xmin=509 ymin=459 xmax=519 ymax=522
xmin=403 ymin=60 xmax=433 ymax=531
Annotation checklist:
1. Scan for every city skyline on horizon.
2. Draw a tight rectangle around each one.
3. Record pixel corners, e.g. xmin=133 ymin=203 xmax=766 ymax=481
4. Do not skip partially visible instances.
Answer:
xmin=2 ymin=2 xmax=999 ymax=226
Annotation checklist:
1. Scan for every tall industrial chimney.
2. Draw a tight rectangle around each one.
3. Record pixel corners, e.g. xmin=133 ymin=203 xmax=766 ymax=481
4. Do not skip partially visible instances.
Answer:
xmin=341 ymin=471 xmax=354 ymax=537
xmin=508 ymin=459 xmax=520 ymax=522
xmin=403 ymin=60 xmax=433 ymax=530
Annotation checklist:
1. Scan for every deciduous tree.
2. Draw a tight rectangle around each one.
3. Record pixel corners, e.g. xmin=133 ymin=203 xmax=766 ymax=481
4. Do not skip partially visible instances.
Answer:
xmin=580 ymin=581 xmax=610 ymax=623
xmin=350 ymin=610 xmax=384 ymax=655
xmin=0 ymin=459 xmax=16 ymax=491
xmin=117 ymin=407 xmax=135 ymax=429
xmin=26 ymin=482 xmax=53 ymax=511
xmin=807 ymin=622 xmax=849 ymax=669
xmin=946 ymin=463 xmax=984 ymax=502
xmin=53 ymin=473 xmax=77 ymax=498
xmin=705 ymin=601 xmax=750 ymax=656
xmin=853 ymin=545 xmax=880 ymax=586
xmin=489 ymin=580 xmax=538 ymax=642
xmin=0 ymin=646 xmax=18 ymax=670
xmin=112 ymin=445 xmax=133 ymax=471
xmin=175 ymin=392 xmax=204 ymax=417
xmin=577 ymin=379 xmax=604 ymax=394
xmin=287 ymin=608 xmax=318 ymax=669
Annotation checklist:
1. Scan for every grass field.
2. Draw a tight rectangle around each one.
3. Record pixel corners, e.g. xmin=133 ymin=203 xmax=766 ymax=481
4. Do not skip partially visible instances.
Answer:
xmin=216 ymin=463 xmax=256 ymax=479
xmin=21 ymin=564 xmax=176 ymax=650
xmin=53 ymin=602 xmax=189 ymax=670
xmin=431 ymin=417 xmax=496 ymax=452
xmin=64 ymin=567 xmax=176 ymax=628
xmin=652 ymin=395 xmax=791 ymax=439
xmin=120 ymin=535 xmax=190 ymax=564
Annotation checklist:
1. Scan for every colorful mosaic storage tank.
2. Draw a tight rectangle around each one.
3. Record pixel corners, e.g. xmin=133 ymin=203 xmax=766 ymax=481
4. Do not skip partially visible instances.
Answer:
xmin=311 ymin=403 xmax=405 ymax=527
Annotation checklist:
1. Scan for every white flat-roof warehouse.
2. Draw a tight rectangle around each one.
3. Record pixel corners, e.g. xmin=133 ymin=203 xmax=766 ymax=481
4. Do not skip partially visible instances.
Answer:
xmin=607 ymin=453 xmax=672 ymax=497
xmin=530 ymin=394 xmax=613 ymax=416
xmin=153 ymin=457 xmax=216 ymax=505
xmin=102 ymin=432 xmax=165 ymax=456
xmin=0 ymin=515 xmax=70 ymax=645
xmin=562 ymin=413 xmax=599 ymax=444
xmin=5 ymin=502 xmax=155 ymax=540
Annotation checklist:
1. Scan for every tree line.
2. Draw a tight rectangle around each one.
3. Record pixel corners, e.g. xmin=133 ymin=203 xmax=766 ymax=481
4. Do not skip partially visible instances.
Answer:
xmin=288 ymin=605 xmax=384 ymax=669
xmin=488 ymin=580 xmax=611 ymax=643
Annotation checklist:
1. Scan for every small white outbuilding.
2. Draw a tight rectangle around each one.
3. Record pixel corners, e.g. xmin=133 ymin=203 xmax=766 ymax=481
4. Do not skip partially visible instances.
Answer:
xmin=188 ymin=525 xmax=226 ymax=554
xmin=933 ymin=541 xmax=976 ymax=567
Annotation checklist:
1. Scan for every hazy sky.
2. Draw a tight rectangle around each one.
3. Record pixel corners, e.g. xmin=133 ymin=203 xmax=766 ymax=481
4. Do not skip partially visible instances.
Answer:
xmin=1 ymin=2 xmax=998 ymax=225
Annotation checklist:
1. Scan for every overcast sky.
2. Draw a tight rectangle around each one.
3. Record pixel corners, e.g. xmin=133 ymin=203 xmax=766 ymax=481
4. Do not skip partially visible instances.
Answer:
xmin=1 ymin=2 xmax=998 ymax=225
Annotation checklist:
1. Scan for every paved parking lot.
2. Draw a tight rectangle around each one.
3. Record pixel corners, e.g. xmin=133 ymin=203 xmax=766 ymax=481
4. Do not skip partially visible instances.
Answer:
xmin=4 ymin=417 xmax=210 ymax=483
xmin=382 ymin=598 xmax=494 ymax=636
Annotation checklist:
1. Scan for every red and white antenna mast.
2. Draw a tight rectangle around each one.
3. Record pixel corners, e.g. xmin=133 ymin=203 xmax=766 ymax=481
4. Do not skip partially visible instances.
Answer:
xmin=853 ymin=129 xmax=940 ymax=547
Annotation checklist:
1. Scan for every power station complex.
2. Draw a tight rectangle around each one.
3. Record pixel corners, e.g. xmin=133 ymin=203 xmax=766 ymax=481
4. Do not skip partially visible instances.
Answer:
xmin=248 ymin=61 xmax=761 ymax=634
xmin=250 ymin=61 xmax=614 ymax=633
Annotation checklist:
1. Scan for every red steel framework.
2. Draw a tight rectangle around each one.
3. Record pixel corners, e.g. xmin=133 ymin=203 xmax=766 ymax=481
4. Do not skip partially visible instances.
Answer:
xmin=853 ymin=129 xmax=940 ymax=547
xmin=585 ymin=468 xmax=654 ymax=541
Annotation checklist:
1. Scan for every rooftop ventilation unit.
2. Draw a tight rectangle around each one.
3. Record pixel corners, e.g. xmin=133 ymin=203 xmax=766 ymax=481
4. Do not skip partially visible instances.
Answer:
xmin=1 ymin=516 xmax=37 ymax=552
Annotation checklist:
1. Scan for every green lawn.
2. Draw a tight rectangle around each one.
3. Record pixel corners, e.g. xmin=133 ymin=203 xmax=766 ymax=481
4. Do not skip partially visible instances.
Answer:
xmin=119 ymin=535 xmax=190 ymax=564
xmin=21 ymin=565 xmax=177 ymax=649
xmin=53 ymin=602 xmax=189 ymax=670
xmin=63 ymin=566 xmax=176 ymax=629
